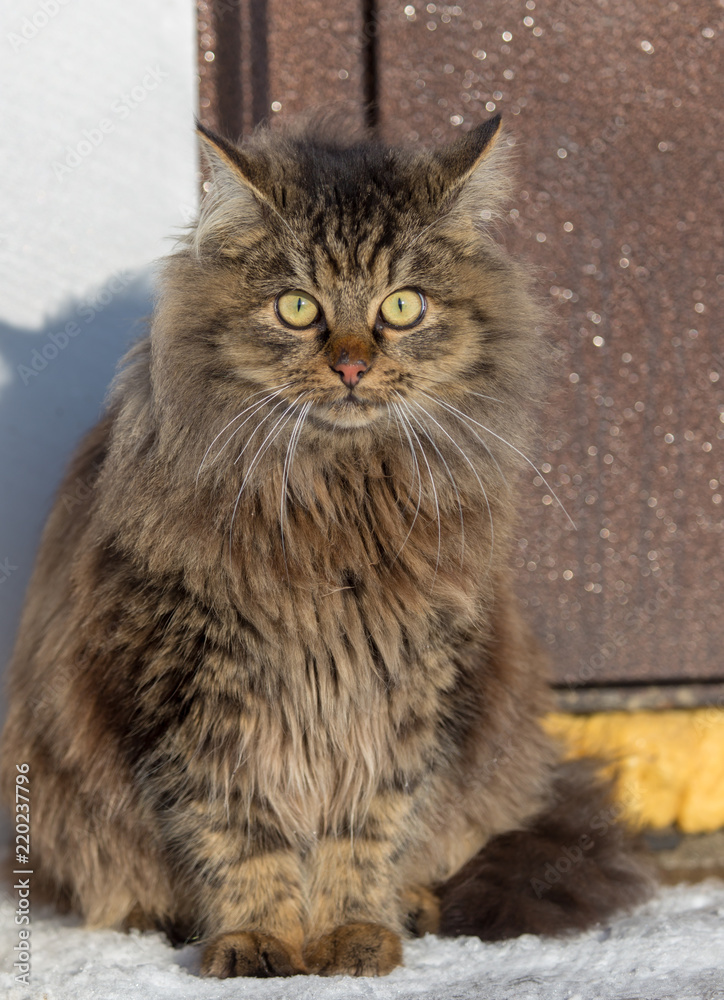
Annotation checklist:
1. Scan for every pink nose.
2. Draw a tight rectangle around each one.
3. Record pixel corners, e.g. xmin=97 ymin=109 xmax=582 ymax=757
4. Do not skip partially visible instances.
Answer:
xmin=333 ymin=360 xmax=369 ymax=388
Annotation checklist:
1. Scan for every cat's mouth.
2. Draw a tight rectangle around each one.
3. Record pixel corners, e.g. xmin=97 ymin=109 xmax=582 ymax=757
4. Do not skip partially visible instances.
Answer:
xmin=336 ymin=393 xmax=366 ymax=408
xmin=317 ymin=392 xmax=382 ymax=428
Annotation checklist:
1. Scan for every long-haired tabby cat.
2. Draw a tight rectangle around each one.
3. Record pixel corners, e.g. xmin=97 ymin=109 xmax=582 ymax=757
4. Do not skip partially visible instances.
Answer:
xmin=0 ymin=113 xmax=653 ymax=978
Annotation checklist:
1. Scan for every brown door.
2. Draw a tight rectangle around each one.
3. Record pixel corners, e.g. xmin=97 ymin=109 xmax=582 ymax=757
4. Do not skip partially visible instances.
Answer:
xmin=198 ymin=0 xmax=724 ymax=686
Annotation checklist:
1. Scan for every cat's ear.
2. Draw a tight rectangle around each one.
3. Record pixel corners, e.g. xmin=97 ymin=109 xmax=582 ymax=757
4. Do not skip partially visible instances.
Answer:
xmin=432 ymin=115 xmax=511 ymax=224
xmin=435 ymin=115 xmax=503 ymax=192
xmin=194 ymin=122 xmax=278 ymax=255
xmin=196 ymin=121 xmax=273 ymax=207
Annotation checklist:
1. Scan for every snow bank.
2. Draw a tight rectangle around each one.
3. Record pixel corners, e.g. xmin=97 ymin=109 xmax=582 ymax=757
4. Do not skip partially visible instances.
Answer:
xmin=0 ymin=0 xmax=197 ymax=703
xmin=1 ymin=882 xmax=723 ymax=1000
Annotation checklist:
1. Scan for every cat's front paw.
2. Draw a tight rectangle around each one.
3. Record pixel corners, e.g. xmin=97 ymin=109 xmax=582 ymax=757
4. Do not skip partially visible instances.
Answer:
xmin=304 ymin=922 xmax=402 ymax=977
xmin=201 ymin=930 xmax=307 ymax=978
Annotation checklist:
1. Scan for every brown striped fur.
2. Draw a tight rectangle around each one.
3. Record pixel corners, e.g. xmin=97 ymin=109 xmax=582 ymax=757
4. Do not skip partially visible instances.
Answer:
xmin=0 ymin=114 xmax=653 ymax=977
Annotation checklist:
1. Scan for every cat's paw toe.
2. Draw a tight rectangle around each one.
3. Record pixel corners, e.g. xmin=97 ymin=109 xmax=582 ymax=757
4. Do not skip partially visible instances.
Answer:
xmin=401 ymin=884 xmax=441 ymax=936
xmin=201 ymin=931 xmax=306 ymax=978
xmin=304 ymin=922 xmax=402 ymax=977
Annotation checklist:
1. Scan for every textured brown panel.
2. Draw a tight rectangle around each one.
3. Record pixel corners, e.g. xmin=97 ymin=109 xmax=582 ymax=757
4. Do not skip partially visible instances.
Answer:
xmin=265 ymin=0 xmax=369 ymax=124
xmin=197 ymin=0 xmax=370 ymax=139
xmin=376 ymin=1 xmax=724 ymax=683
xmin=198 ymin=0 xmax=244 ymax=137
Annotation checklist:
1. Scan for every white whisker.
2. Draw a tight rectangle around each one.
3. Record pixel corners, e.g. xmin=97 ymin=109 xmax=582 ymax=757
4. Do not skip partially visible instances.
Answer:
xmin=406 ymin=396 xmax=495 ymax=572
xmin=405 ymin=218 xmax=441 ymax=252
xmin=465 ymin=389 xmax=505 ymax=406
xmin=195 ymin=383 xmax=292 ymax=487
xmin=424 ymin=392 xmax=508 ymax=488
xmin=389 ymin=403 xmax=419 ymax=515
xmin=394 ymin=397 xmax=441 ymax=584
xmin=232 ymin=396 xmax=290 ymax=465
xmin=279 ymin=400 xmax=312 ymax=576
xmin=228 ymin=394 xmax=307 ymax=562
xmin=390 ymin=402 xmax=424 ymax=564
xmin=402 ymin=399 xmax=466 ymax=568
xmin=419 ymin=390 xmax=576 ymax=529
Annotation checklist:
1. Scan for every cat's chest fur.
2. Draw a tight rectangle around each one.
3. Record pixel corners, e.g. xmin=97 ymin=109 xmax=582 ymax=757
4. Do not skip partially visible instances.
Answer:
xmin=167 ymin=459 xmax=488 ymax=837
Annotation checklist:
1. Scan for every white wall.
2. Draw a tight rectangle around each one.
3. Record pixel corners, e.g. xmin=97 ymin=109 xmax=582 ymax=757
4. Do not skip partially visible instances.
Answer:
xmin=0 ymin=1 xmax=198 ymax=704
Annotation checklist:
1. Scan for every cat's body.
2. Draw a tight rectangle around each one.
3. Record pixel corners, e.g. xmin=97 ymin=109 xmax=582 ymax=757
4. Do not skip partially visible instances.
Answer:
xmin=0 ymin=115 xmax=652 ymax=977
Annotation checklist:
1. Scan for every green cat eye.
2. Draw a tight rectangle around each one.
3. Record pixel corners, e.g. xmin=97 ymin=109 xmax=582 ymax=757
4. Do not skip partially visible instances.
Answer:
xmin=276 ymin=290 xmax=320 ymax=329
xmin=379 ymin=289 xmax=426 ymax=329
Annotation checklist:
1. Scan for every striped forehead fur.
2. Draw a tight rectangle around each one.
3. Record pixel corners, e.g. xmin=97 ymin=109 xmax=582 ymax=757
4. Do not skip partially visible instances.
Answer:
xmin=190 ymin=115 xmax=513 ymax=260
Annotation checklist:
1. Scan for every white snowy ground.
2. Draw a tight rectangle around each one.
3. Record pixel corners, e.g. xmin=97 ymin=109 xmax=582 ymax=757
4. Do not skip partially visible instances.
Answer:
xmin=1 ymin=882 xmax=723 ymax=1000
xmin=0 ymin=0 xmax=197 ymax=701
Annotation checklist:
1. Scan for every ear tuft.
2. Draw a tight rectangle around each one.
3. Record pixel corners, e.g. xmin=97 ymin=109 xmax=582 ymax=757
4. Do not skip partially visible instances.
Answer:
xmin=433 ymin=115 xmax=512 ymax=226
xmin=192 ymin=122 xmax=274 ymax=256
xmin=435 ymin=115 xmax=503 ymax=191
xmin=196 ymin=121 xmax=271 ymax=206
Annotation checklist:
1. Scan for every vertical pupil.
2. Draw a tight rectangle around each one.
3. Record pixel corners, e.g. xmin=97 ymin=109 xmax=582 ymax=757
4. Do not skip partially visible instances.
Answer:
xmin=296 ymin=297 xmax=303 ymax=313
xmin=397 ymin=297 xmax=404 ymax=313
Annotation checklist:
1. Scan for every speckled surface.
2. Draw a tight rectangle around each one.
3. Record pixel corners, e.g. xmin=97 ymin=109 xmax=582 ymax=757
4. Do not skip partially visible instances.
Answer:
xmin=197 ymin=1 xmax=724 ymax=682
xmin=373 ymin=0 xmax=724 ymax=683
xmin=266 ymin=0 xmax=368 ymax=125
xmin=198 ymin=0 xmax=367 ymax=138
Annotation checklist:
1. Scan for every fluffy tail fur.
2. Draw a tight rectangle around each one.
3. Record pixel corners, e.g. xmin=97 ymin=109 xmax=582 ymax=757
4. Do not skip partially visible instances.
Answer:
xmin=437 ymin=759 xmax=656 ymax=940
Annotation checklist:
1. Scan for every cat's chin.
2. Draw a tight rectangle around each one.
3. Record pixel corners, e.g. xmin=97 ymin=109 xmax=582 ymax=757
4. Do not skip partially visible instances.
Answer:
xmin=315 ymin=398 xmax=383 ymax=430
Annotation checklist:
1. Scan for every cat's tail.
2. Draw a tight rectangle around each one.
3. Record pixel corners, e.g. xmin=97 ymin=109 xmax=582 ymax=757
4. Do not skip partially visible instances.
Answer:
xmin=436 ymin=758 xmax=656 ymax=940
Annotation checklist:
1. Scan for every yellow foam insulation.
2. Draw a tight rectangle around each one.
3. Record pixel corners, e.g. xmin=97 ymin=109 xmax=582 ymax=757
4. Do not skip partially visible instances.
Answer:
xmin=544 ymin=710 xmax=724 ymax=833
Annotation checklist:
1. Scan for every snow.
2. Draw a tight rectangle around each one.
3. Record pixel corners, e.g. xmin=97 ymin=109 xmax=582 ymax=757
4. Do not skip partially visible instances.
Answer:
xmin=0 ymin=0 xmax=197 ymax=715
xmin=2 ymin=882 xmax=723 ymax=1000
xmin=0 ymin=0 xmax=197 ymax=330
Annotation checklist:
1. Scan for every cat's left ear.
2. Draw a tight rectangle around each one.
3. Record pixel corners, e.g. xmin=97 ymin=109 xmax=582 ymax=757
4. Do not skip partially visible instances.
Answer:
xmin=435 ymin=114 xmax=502 ymax=192
xmin=432 ymin=115 xmax=511 ymax=222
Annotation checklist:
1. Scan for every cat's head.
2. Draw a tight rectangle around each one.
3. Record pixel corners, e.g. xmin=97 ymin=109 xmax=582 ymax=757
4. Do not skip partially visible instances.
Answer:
xmin=147 ymin=114 xmax=544 ymax=490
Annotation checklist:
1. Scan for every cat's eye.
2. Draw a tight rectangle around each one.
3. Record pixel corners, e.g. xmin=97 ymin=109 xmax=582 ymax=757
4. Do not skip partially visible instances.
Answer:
xmin=275 ymin=290 xmax=320 ymax=329
xmin=379 ymin=289 xmax=426 ymax=329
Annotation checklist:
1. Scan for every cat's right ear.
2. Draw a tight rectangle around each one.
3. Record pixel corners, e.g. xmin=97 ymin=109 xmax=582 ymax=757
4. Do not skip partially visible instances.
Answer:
xmin=194 ymin=122 xmax=276 ymax=255
xmin=196 ymin=122 xmax=273 ymax=207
